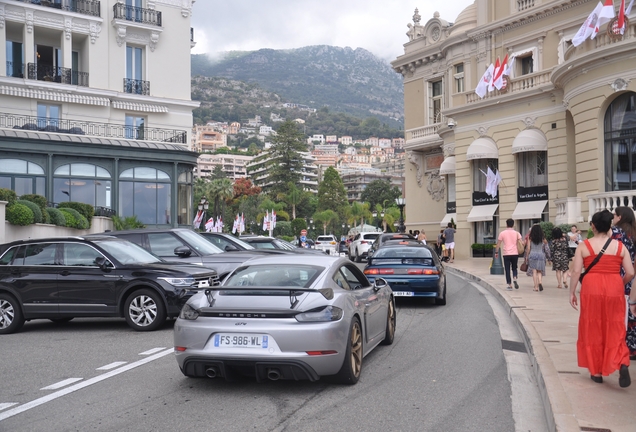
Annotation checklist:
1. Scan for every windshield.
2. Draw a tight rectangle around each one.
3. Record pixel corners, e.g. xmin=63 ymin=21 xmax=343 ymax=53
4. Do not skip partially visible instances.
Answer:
xmin=177 ymin=230 xmax=223 ymax=255
xmin=224 ymin=264 xmax=324 ymax=287
xmin=373 ymin=247 xmax=433 ymax=258
xmin=95 ymin=239 xmax=163 ymax=264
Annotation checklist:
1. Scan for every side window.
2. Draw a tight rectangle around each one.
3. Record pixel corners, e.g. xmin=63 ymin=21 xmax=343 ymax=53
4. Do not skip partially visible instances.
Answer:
xmin=147 ymin=233 xmax=185 ymax=256
xmin=63 ymin=243 xmax=104 ymax=266
xmin=341 ymin=265 xmax=368 ymax=290
xmin=115 ymin=233 xmax=143 ymax=246
xmin=0 ymin=247 xmax=17 ymax=265
xmin=209 ymin=236 xmax=228 ymax=250
xmin=22 ymin=243 xmax=58 ymax=266
xmin=333 ymin=269 xmax=352 ymax=290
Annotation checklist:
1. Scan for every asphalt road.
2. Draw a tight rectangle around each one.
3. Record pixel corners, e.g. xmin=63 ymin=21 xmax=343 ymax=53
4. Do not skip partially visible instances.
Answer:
xmin=0 ymin=272 xmax=522 ymax=432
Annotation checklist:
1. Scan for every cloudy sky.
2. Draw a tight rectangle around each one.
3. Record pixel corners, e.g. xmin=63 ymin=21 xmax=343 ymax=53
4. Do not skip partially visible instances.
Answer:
xmin=191 ymin=1 xmax=474 ymax=62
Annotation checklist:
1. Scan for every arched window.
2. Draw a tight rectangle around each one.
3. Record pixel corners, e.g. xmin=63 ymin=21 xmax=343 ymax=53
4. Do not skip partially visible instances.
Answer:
xmin=0 ymin=159 xmax=45 ymax=196
xmin=604 ymin=93 xmax=636 ymax=191
xmin=119 ymin=167 xmax=171 ymax=225
xmin=54 ymin=163 xmax=112 ymax=208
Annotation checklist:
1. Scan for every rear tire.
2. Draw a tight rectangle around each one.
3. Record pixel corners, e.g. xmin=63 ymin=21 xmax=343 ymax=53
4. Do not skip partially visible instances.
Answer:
xmin=435 ymin=280 xmax=447 ymax=306
xmin=380 ymin=299 xmax=396 ymax=345
xmin=124 ymin=289 xmax=166 ymax=331
xmin=0 ymin=293 xmax=25 ymax=335
xmin=334 ymin=317 xmax=363 ymax=384
xmin=355 ymin=249 xmax=361 ymax=263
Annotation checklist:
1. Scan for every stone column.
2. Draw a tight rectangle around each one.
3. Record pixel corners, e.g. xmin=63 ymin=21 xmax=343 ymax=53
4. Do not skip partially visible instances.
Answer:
xmin=0 ymin=201 xmax=7 ymax=245
xmin=24 ymin=11 xmax=35 ymax=76
xmin=0 ymin=4 xmax=6 ymax=76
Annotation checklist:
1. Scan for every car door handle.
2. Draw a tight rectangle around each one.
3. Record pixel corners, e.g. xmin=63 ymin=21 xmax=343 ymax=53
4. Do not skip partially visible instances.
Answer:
xmin=59 ymin=271 xmax=71 ymax=276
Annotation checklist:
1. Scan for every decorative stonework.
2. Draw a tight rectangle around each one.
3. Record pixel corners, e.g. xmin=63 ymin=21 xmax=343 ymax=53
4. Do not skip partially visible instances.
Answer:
xmin=26 ymin=10 xmax=33 ymax=33
xmin=611 ymin=78 xmax=630 ymax=92
xmin=407 ymin=151 xmax=423 ymax=187
xmin=150 ymin=31 xmax=160 ymax=51
xmin=0 ymin=4 xmax=5 ymax=29
xmin=89 ymin=22 xmax=100 ymax=44
xmin=427 ymin=170 xmax=445 ymax=202
xmin=477 ymin=126 xmax=488 ymax=137
xmin=441 ymin=142 xmax=455 ymax=158
xmin=115 ymin=24 xmax=127 ymax=46
xmin=522 ymin=116 xmax=537 ymax=127
xmin=65 ymin=17 xmax=72 ymax=40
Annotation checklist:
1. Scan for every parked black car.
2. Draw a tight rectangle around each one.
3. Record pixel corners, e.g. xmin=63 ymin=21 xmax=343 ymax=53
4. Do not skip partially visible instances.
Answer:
xmin=199 ymin=232 xmax=288 ymax=255
xmin=104 ymin=228 xmax=269 ymax=278
xmin=0 ymin=236 xmax=219 ymax=334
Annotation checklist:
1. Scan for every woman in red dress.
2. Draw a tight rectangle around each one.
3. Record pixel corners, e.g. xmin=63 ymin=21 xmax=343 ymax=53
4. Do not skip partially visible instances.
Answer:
xmin=569 ymin=210 xmax=635 ymax=386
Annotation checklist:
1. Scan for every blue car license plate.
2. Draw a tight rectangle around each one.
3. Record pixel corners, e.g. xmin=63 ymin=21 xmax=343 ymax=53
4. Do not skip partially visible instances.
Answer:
xmin=393 ymin=291 xmax=414 ymax=297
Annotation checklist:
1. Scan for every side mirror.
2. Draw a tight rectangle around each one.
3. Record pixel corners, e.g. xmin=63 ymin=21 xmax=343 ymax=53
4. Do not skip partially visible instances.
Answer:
xmin=373 ymin=277 xmax=388 ymax=292
xmin=94 ymin=256 xmax=113 ymax=272
xmin=174 ymin=245 xmax=192 ymax=257
xmin=224 ymin=245 xmax=239 ymax=252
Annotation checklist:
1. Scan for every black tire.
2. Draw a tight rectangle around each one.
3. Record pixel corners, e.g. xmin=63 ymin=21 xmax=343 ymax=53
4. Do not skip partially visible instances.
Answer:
xmin=435 ymin=279 xmax=447 ymax=306
xmin=124 ymin=289 xmax=166 ymax=332
xmin=380 ymin=298 xmax=396 ymax=345
xmin=348 ymin=250 xmax=354 ymax=261
xmin=355 ymin=249 xmax=362 ymax=263
xmin=0 ymin=293 xmax=25 ymax=335
xmin=49 ymin=318 xmax=74 ymax=324
xmin=334 ymin=317 xmax=363 ymax=385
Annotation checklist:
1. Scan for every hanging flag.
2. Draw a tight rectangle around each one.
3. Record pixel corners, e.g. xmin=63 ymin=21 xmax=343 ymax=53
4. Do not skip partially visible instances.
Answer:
xmin=215 ymin=216 xmax=222 ymax=233
xmin=205 ymin=217 xmax=215 ymax=232
xmin=488 ymin=57 xmax=501 ymax=92
xmin=272 ymin=210 xmax=277 ymax=229
xmin=192 ymin=210 xmax=204 ymax=229
xmin=492 ymin=170 xmax=502 ymax=198
xmin=475 ymin=64 xmax=494 ymax=98
xmin=263 ymin=210 xmax=269 ymax=231
xmin=493 ymin=54 xmax=509 ymax=90
xmin=232 ymin=214 xmax=239 ymax=234
xmin=572 ymin=2 xmax=604 ymax=46
xmin=485 ymin=167 xmax=496 ymax=197
xmin=240 ymin=213 xmax=245 ymax=234
xmin=592 ymin=0 xmax=616 ymax=39
xmin=627 ymin=0 xmax=635 ymax=14
xmin=618 ymin=0 xmax=632 ymax=34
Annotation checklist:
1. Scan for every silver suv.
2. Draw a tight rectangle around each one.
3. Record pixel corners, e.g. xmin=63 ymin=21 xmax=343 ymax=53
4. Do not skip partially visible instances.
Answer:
xmin=315 ymin=235 xmax=338 ymax=255
xmin=349 ymin=232 xmax=381 ymax=262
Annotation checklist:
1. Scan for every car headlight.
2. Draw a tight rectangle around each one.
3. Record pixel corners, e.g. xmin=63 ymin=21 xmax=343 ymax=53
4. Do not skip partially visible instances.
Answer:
xmin=159 ymin=277 xmax=196 ymax=287
xmin=179 ymin=303 xmax=200 ymax=320
xmin=295 ymin=306 xmax=343 ymax=322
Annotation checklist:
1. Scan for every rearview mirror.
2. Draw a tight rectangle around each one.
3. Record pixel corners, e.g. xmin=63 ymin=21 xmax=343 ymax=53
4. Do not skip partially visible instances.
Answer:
xmin=373 ymin=277 xmax=388 ymax=291
xmin=224 ymin=245 xmax=239 ymax=252
xmin=174 ymin=245 xmax=192 ymax=257
xmin=94 ymin=256 xmax=113 ymax=272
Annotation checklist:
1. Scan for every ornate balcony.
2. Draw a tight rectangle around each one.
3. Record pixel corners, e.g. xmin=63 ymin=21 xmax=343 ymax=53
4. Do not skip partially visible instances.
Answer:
xmin=588 ymin=191 xmax=636 ymax=221
xmin=0 ymin=111 xmax=187 ymax=144
xmin=554 ymin=197 xmax=583 ymax=226
xmin=12 ymin=0 xmax=101 ymax=17
xmin=123 ymin=78 xmax=150 ymax=95
xmin=27 ymin=63 xmax=89 ymax=87
xmin=466 ymin=70 xmax=552 ymax=104
xmin=113 ymin=3 xmax=162 ymax=26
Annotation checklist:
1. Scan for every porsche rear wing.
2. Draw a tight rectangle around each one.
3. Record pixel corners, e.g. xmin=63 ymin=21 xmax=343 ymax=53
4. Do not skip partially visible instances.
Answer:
xmin=203 ymin=286 xmax=334 ymax=309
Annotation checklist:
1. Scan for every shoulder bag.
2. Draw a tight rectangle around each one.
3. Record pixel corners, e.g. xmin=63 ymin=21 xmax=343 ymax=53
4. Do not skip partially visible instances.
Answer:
xmin=579 ymin=238 xmax=612 ymax=283
xmin=516 ymin=237 xmax=525 ymax=255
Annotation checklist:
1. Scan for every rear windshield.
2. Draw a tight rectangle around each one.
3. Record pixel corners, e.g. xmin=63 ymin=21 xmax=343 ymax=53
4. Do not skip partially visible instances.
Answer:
xmin=224 ymin=264 xmax=325 ymax=288
xmin=373 ymin=247 xmax=432 ymax=259
xmin=362 ymin=233 xmax=380 ymax=240
xmin=317 ymin=236 xmax=335 ymax=241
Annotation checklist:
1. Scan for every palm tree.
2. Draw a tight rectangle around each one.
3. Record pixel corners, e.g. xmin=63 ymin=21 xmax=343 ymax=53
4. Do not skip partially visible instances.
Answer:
xmin=286 ymin=183 xmax=302 ymax=220
xmin=359 ymin=202 xmax=373 ymax=228
xmin=216 ymin=178 xmax=234 ymax=230
xmin=313 ymin=210 xmax=338 ymax=235
xmin=375 ymin=204 xmax=398 ymax=232
xmin=348 ymin=201 xmax=364 ymax=230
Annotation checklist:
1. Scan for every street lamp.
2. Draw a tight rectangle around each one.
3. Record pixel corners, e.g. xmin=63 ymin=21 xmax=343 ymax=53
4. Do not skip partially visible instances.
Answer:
xmin=395 ymin=197 xmax=406 ymax=233
xmin=198 ymin=196 xmax=209 ymax=231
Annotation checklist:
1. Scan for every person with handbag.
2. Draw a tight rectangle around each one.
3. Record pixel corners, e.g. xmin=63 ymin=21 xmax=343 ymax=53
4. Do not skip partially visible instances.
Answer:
xmin=495 ymin=218 xmax=524 ymax=290
xmin=549 ymin=227 xmax=571 ymax=289
xmin=570 ymin=210 xmax=634 ymax=387
xmin=525 ymin=224 xmax=551 ymax=292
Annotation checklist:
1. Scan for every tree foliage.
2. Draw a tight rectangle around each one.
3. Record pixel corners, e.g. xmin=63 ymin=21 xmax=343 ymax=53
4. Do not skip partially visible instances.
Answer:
xmin=317 ymin=167 xmax=348 ymax=222
xmin=360 ymin=179 xmax=402 ymax=211
xmin=233 ymin=178 xmax=261 ymax=198
xmin=266 ymin=120 xmax=308 ymax=198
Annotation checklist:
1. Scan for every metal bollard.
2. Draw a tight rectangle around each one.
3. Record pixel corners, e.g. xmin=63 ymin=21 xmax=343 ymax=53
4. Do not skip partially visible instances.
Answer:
xmin=490 ymin=251 xmax=505 ymax=275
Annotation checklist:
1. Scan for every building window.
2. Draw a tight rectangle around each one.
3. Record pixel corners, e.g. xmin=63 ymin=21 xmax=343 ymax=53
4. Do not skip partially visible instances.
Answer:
xmin=37 ymin=104 xmax=60 ymax=129
xmin=0 ymin=159 xmax=45 ymax=196
xmin=119 ymin=167 xmax=171 ymax=225
xmin=517 ymin=151 xmax=547 ymax=187
xmin=520 ymin=55 xmax=533 ymax=75
xmin=604 ymin=92 xmax=636 ymax=191
xmin=177 ymin=171 xmax=192 ymax=225
xmin=125 ymin=115 xmax=145 ymax=139
xmin=126 ymin=45 xmax=143 ymax=80
xmin=454 ymin=64 xmax=464 ymax=93
xmin=447 ymin=174 xmax=456 ymax=203
xmin=54 ymin=163 xmax=112 ymax=208
xmin=430 ymin=80 xmax=443 ymax=124
xmin=6 ymin=41 xmax=23 ymax=78
xmin=472 ymin=159 xmax=498 ymax=192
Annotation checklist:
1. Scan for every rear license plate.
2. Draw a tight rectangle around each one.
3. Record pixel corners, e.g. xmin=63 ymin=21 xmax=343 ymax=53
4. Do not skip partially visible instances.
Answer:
xmin=214 ymin=333 xmax=268 ymax=348
xmin=393 ymin=291 xmax=414 ymax=297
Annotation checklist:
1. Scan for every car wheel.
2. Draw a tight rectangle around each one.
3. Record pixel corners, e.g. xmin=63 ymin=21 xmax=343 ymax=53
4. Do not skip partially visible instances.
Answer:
xmin=355 ymin=248 xmax=361 ymax=263
xmin=348 ymin=250 xmax=354 ymax=261
xmin=380 ymin=298 xmax=396 ymax=345
xmin=435 ymin=279 xmax=447 ymax=306
xmin=0 ymin=293 xmax=25 ymax=335
xmin=49 ymin=318 xmax=74 ymax=324
xmin=124 ymin=289 xmax=166 ymax=332
xmin=334 ymin=317 xmax=363 ymax=384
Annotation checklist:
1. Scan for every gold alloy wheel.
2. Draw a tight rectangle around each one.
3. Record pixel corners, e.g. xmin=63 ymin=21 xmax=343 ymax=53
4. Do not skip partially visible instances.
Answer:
xmin=350 ymin=321 xmax=362 ymax=377
xmin=388 ymin=301 xmax=395 ymax=339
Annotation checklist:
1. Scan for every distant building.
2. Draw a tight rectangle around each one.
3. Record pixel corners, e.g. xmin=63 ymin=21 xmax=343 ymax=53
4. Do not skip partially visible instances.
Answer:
xmin=325 ymin=135 xmax=338 ymax=143
xmin=228 ymin=122 xmax=241 ymax=134
xmin=392 ymin=138 xmax=405 ymax=149
xmin=340 ymin=136 xmax=353 ymax=146
xmin=341 ymin=171 xmax=404 ymax=203
xmin=193 ymin=125 xmax=227 ymax=152
xmin=259 ymin=125 xmax=274 ymax=136
xmin=247 ymin=151 xmax=319 ymax=194
xmin=307 ymin=134 xmax=325 ymax=144
xmin=195 ymin=153 xmax=255 ymax=180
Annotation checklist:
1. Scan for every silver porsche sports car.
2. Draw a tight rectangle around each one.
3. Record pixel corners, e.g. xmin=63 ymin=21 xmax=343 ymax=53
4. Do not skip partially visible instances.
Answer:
xmin=173 ymin=255 xmax=396 ymax=384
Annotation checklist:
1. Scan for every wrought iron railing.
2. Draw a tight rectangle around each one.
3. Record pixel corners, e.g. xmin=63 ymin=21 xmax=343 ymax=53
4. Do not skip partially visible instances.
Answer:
xmin=123 ymin=78 xmax=150 ymax=95
xmin=6 ymin=61 xmax=25 ymax=78
xmin=113 ymin=3 xmax=162 ymax=26
xmin=94 ymin=206 xmax=116 ymax=217
xmin=0 ymin=111 xmax=187 ymax=144
xmin=27 ymin=63 xmax=89 ymax=87
xmin=13 ymin=0 xmax=101 ymax=17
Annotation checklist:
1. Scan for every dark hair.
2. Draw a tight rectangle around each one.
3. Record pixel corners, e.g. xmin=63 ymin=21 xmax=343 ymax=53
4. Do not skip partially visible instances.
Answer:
xmin=506 ymin=218 xmax=514 ymax=228
xmin=591 ymin=209 xmax=613 ymax=233
xmin=614 ymin=206 xmax=636 ymax=239
xmin=529 ymin=224 xmax=544 ymax=245
xmin=551 ymin=227 xmax=563 ymax=240
xmin=447 ymin=222 xmax=453 ymax=228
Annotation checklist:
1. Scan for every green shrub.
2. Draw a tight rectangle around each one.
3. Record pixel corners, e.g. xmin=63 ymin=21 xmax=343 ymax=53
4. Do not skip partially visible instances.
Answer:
xmin=0 ymin=188 xmax=17 ymax=211
xmin=280 ymin=235 xmax=295 ymax=242
xmin=273 ymin=221 xmax=292 ymax=237
xmin=538 ymin=221 xmax=555 ymax=241
xmin=20 ymin=194 xmax=49 ymax=223
xmin=471 ymin=243 xmax=485 ymax=251
xmin=59 ymin=208 xmax=89 ymax=229
xmin=6 ymin=203 xmax=34 ymax=226
xmin=290 ymin=218 xmax=307 ymax=236
xmin=111 ymin=215 xmax=146 ymax=230
xmin=45 ymin=207 xmax=67 ymax=226
xmin=16 ymin=200 xmax=43 ymax=223
xmin=58 ymin=202 xmax=94 ymax=227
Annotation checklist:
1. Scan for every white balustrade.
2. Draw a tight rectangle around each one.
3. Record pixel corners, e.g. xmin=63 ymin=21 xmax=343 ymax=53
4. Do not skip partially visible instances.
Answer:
xmin=588 ymin=191 xmax=636 ymax=221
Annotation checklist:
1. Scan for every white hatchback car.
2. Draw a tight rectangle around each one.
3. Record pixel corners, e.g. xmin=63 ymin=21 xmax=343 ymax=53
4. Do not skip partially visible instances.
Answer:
xmin=315 ymin=235 xmax=338 ymax=255
xmin=348 ymin=232 xmax=381 ymax=262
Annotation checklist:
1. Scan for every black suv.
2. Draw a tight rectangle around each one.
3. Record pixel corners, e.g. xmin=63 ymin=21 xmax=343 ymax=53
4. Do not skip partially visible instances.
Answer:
xmin=0 ymin=236 xmax=219 ymax=334
xmin=104 ymin=228 xmax=270 ymax=278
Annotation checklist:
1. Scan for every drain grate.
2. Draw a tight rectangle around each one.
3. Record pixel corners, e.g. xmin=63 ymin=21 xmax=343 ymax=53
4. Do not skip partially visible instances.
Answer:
xmin=581 ymin=427 xmax=611 ymax=432
xmin=542 ymin=340 xmax=560 ymax=343
xmin=501 ymin=339 xmax=527 ymax=353
xmin=530 ymin=320 xmax=544 ymax=322
xmin=558 ymin=371 xmax=580 ymax=374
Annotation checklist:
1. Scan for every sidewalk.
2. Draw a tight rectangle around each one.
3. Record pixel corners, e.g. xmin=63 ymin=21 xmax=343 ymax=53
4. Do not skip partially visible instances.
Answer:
xmin=446 ymin=258 xmax=636 ymax=432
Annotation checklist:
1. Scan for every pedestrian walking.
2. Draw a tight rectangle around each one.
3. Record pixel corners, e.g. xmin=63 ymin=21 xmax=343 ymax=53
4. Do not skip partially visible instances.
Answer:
xmin=570 ymin=209 xmax=634 ymax=387
xmin=525 ymin=224 xmax=551 ymax=292
xmin=443 ymin=223 xmax=456 ymax=263
xmin=568 ymin=225 xmax=582 ymax=258
xmin=549 ymin=227 xmax=570 ymax=289
xmin=417 ymin=230 xmax=427 ymax=244
xmin=494 ymin=218 xmax=523 ymax=290
xmin=611 ymin=206 xmax=636 ymax=360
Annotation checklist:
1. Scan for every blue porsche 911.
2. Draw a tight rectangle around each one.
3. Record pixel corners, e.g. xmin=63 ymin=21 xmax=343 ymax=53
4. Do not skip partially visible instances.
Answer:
xmin=363 ymin=242 xmax=446 ymax=305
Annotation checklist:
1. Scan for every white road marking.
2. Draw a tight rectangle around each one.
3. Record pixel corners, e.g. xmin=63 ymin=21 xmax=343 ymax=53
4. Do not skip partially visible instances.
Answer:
xmin=0 ymin=348 xmax=173 ymax=422
xmin=96 ymin=362 xmax=127 ymax=371
xmin=0 ymin=404 xmax=18 ymax=411
xmin=139 ymin=347 xmax=166 ymax=355
xmin=40 ymin=378 xmax=83 ymax=391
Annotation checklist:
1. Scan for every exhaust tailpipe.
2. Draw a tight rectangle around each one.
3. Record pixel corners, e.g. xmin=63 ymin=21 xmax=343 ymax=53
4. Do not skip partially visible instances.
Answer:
xmin=205 ymin=367 xmax=218 ymax=378
xmin=267 ymin=369 xmax=281 ymax=381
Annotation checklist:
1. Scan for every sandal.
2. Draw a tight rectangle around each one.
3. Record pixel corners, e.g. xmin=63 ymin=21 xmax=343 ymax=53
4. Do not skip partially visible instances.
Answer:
xmin=557 ymin=285 xmax=562 ymax=289
xmin=564 ymin=282 xmax=568 ymax=288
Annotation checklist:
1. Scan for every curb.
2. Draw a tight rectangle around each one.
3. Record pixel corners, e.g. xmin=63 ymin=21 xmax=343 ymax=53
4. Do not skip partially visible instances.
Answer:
xmin=446 ymin=266 xmax=580 ymax=432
